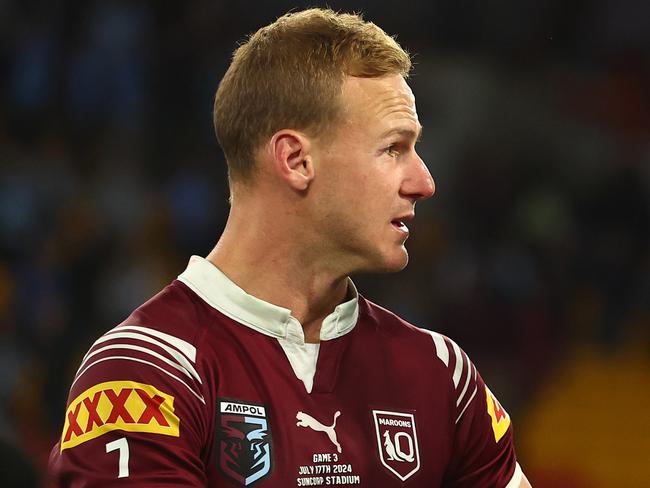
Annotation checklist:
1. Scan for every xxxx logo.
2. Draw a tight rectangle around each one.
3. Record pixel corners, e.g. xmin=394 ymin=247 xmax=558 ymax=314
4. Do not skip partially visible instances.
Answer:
xmin=485 ymin=385 xmax=511 ymax=443
xmin=60 ymin=380 xmax=179 ymax=451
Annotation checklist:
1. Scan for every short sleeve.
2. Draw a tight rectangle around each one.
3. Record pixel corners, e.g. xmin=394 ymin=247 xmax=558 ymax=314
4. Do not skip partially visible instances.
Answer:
xmin=432 ymin=333 xmax=522 ymax=488
xmin=47 ymin=324 xmax=210 ymax=487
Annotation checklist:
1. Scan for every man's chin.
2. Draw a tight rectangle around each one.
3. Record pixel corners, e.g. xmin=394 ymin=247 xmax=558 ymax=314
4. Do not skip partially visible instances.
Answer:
xmin=388 ymin=252 xmax=409 ymax=272
xmin=367 ymin=248 xmax=409 ymax=274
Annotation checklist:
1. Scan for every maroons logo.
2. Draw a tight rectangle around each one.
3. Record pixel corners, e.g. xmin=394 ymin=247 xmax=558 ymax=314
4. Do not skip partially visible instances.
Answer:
xmin=217 ymin=399 xmax=272 ymax=486
xmin=372 ymin=409 xmax=420 ymax=481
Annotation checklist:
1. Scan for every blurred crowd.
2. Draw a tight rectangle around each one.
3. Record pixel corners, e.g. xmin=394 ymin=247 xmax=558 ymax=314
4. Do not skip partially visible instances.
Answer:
xmin=1 ymin=1 xmax=648 ymax=486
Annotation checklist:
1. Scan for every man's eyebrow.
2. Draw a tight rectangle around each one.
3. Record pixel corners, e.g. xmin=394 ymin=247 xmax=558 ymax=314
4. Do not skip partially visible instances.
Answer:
xmin=380 ymin=125 xmax=424 ymax=142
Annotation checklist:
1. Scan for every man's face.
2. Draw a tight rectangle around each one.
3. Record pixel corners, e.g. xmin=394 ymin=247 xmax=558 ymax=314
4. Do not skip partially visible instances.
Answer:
xmin=309 ymin=74 xmax=435 ymax=273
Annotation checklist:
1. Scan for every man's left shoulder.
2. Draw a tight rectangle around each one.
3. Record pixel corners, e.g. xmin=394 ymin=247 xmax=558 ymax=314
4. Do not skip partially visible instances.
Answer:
xmin=361 ymin=296 xmax=443 ymax=339
xmin=360 ymin=297 xmax=451 ymax=359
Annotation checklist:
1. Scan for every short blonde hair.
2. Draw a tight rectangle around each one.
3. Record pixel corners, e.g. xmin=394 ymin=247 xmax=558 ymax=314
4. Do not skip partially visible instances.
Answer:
xmin=213 ymin=8 xmax=411 ymax=184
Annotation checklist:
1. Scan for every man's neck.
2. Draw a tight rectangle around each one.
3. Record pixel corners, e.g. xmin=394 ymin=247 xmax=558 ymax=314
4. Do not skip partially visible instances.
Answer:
xmin=206 ymin=211 xmax=350 ymax=343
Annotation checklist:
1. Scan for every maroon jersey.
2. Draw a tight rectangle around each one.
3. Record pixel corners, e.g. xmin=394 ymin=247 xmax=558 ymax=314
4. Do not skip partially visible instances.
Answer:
xmin=48 ymin=256 xmax=523 ymax=487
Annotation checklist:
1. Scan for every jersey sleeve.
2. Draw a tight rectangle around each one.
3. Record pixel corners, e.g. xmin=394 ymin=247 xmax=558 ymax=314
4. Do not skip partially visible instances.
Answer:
xmin=429 ymin=332 xmax=522 ymax=488
xmin=48 ymin=323 xmax=211 ymax=487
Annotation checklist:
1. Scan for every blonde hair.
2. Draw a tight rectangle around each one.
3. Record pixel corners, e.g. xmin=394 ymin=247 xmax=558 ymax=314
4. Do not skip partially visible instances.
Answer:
xmin=213 ymin=8 xmax=412 ymax=184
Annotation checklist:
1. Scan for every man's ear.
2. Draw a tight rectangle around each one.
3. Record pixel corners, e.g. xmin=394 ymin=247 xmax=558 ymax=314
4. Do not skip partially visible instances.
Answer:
xmin=269 ymin=130 xmax=314 ymax=191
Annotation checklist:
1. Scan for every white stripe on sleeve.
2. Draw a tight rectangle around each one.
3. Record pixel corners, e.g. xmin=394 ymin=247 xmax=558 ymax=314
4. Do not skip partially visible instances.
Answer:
xmin=450 ymin=339 xmax=464 ymax=388
xmin=425 ymin=330 xmax=450 ymax=367
xmin=504 ymin=462 xmax=523 ymax=488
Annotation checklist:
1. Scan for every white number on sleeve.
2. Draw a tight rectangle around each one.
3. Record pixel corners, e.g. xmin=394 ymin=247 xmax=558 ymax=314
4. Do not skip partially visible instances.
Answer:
xmin=105 ymin=437 xmax=130 ymax=478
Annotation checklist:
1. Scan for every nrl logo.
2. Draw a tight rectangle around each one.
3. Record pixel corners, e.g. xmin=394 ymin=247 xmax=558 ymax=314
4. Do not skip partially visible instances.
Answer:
xmin=372 ymin=409 xmax=420 ymax=481
xmin=217 ymin=399 xmax=272 ymax=486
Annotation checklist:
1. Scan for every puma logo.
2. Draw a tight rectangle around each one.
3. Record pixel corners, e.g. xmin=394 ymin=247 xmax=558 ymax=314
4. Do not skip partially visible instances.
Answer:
xmin=383 ymin=430 xmax=414 ymax=462
xmin=296 ymin=411 xmax=342 ymax=453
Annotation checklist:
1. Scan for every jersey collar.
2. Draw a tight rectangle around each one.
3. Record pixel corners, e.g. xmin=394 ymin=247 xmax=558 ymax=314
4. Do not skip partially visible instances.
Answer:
xmin=177 ymin=256 xmax=359 ymax=344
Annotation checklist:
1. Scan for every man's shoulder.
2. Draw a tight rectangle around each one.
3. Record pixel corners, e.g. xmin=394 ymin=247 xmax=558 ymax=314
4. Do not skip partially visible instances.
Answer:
xmin=64 ymin=279 xmax=215 ymax=413
xmin=359 ymin=296 xmax=469 ymax=379
xmin=360 ymin=297 xmax=496 ymax=430
xmin=360 ymin=295 xmax=448 ymax=343
xmin=51 ymin=280 xmax=214 ymax=478
xmin=124 ymin=279 xmax=212 ymax=342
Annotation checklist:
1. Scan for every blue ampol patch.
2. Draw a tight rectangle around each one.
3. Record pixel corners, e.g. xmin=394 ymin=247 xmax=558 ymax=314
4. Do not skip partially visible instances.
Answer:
xmin=217 ymin=399 xmax=273 ymax=486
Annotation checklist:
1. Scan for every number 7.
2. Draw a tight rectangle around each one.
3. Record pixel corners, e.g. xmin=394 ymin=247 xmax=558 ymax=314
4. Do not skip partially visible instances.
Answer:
xmin=106 ymin=437 xmax=130 ymax=478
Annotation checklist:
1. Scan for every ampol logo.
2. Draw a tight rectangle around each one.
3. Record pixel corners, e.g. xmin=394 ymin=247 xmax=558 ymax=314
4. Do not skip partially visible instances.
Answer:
xmin=61 ymin=380 xmax=179 ymax=451
xmin=372 ymin=410 xmax=420 ymax=481
xmin=218 ymin=399 xmax=272 ymax=486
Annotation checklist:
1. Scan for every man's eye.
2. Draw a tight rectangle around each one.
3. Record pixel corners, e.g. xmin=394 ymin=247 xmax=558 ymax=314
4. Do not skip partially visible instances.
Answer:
xmin=385 ymin=145 xmax=400 ymax=157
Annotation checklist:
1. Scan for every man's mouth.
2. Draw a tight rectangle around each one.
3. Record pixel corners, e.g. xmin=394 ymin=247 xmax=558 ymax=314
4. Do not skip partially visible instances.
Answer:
xmin=391 ymin=212 xmax=415 ymax=234
xmin=391 ymin=219 xmax=409 ymax=233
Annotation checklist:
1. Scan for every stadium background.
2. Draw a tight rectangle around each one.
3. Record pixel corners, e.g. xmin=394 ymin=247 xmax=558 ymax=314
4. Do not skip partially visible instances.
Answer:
xmin=1 ymin=1 xmax=648 ymax=486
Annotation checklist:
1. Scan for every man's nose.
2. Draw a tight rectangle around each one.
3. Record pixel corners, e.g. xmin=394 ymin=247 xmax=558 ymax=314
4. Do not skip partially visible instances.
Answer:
xmin=400 ymin=153 xmax=435 ymax=201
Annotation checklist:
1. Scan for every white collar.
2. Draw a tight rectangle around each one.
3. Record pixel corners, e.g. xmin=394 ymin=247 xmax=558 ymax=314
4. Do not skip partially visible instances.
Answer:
xmin=177 ymin=256 xmax=359 ymax=344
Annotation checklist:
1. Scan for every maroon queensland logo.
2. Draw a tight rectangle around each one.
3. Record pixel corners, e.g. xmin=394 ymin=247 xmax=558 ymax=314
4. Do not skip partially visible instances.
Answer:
xmin=372 ymin=409 xmax=420 ymax=481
